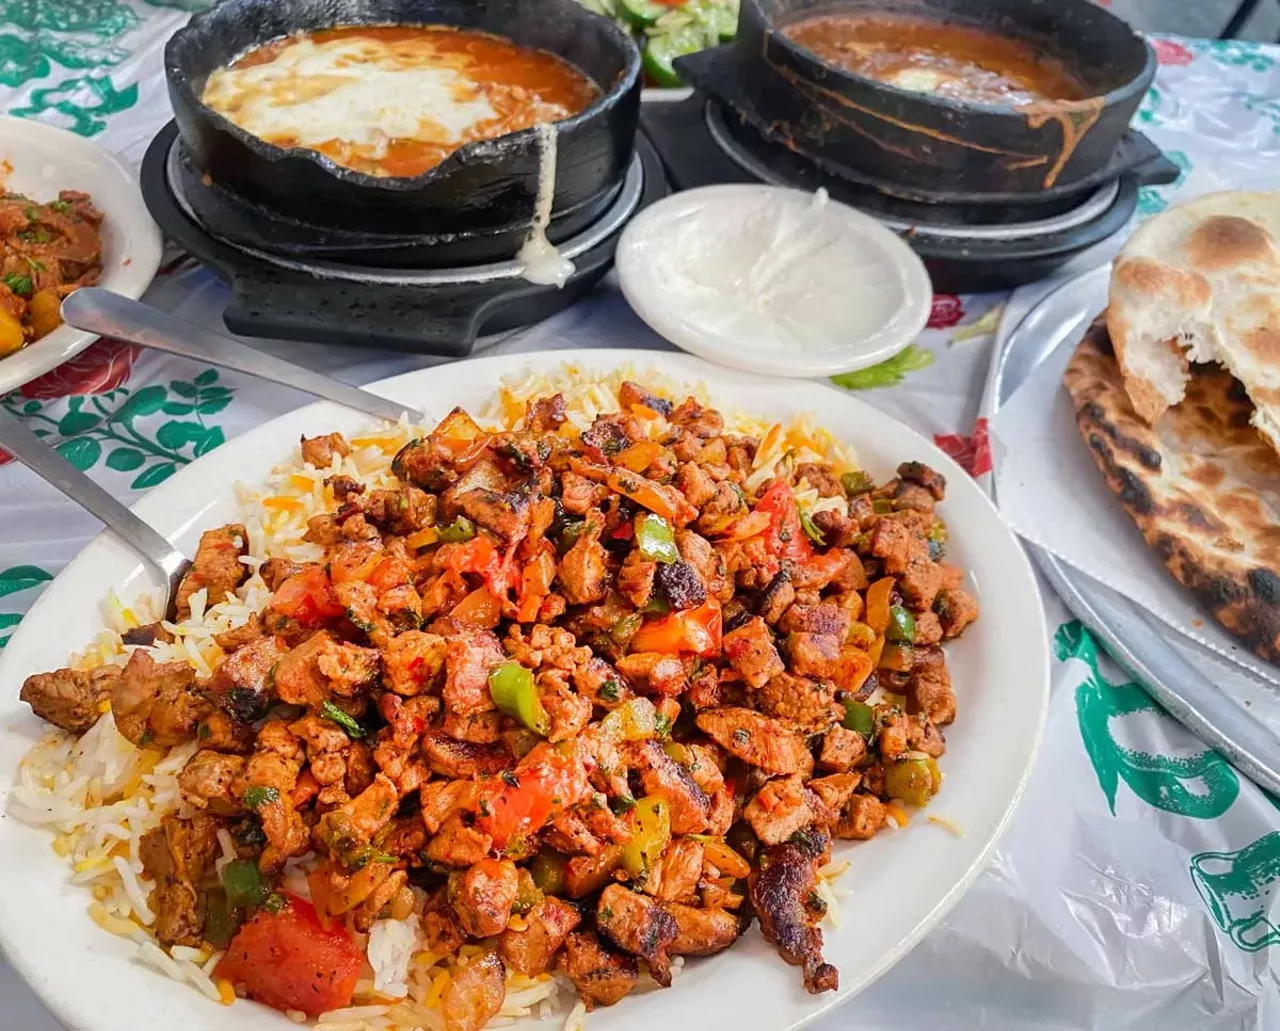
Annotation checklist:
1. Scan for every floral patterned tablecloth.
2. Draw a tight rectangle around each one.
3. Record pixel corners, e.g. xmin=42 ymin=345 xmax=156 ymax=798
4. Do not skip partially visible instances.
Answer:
xmin=1 ymin=5 xmax=1279 ymax=1029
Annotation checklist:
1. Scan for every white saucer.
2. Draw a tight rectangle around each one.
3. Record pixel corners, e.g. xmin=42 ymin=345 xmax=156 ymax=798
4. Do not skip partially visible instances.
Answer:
xmin=615 ymin=183 xmax=932 ymax=379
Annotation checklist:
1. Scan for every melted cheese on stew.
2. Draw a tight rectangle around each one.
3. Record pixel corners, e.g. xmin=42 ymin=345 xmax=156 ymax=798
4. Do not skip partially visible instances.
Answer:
xmin=201 ymin=26 xmax=600 ymax=178
xmin=783 ymin=13 xmax=1085 ymax=107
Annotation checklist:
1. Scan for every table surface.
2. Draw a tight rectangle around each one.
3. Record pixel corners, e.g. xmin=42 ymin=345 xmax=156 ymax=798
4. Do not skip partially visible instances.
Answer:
xmin=1 ymin=7 xmax=1279 ymax=1029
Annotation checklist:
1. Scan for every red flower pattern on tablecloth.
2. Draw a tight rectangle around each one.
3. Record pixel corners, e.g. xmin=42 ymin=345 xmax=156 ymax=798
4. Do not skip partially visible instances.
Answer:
xmin=1151 ymin=39 xmax=1193 ymax=66
xmin=934 ymin=418 xmax=992 ymax=478
xmin=927 ymin=294 xmax=965 ymax=330
xmin=0 ymin=337 xmax=141 ymax=465
xmin=19 ymin=337 xmax=140 ymax=399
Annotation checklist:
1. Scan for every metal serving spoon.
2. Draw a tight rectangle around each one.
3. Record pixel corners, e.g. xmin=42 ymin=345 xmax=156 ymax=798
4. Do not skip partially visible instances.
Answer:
xmin=61 ymin=288 xmax=429 ymax=426
xmin=0 ymin=406 xmax=190 ymax=616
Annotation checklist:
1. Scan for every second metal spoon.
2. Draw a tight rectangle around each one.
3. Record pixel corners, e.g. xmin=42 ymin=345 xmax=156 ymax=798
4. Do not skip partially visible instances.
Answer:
xmin=62 ymin=288 xmax=428 ymax=426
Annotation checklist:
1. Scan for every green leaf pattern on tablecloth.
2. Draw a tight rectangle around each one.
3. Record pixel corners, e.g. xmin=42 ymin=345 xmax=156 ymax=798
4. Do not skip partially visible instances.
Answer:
xmin=0 ymin=0 xmax=138 ymax=87
xmin=1188 ymin=38 xmax=1276 ymax=72
xmin=1137 ymin=150 xmax=1192 ymax=219
xmin=0 ymin=369 xmax=233 ymax=489
xmin=0 ymin=0 xmax=143 ymax=134
xmin=1056 ymin=621 xmax=1240 ymax=820
xmin=0 ymin=563 xmax=51 ymax=649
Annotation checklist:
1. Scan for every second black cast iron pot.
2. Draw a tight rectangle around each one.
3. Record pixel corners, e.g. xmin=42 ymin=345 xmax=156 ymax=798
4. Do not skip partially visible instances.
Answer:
xmin=725 ymin=0 xmax=1156 ymax=197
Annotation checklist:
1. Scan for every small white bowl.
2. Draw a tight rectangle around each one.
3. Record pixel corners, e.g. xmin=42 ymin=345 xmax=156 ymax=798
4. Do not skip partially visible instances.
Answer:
xmin=616 ymin=183 xmax=932 ymax=379
xmin=0 ymin=116 xmax=163 ymax=395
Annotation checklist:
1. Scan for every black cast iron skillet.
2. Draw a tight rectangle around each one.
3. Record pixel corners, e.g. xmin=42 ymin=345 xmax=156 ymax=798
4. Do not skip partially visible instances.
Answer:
xmin=165 ymin=0 xmax=641 ymax=245
xmin=719 ymin=0 xmax=1155 ymax=197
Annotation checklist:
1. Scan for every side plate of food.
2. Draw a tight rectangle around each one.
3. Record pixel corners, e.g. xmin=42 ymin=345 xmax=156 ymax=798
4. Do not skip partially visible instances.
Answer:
xmin=0 ymin=116 xmax=163 ymax=395
xmin=0 ymin=349 xmax=1048 ymax=1031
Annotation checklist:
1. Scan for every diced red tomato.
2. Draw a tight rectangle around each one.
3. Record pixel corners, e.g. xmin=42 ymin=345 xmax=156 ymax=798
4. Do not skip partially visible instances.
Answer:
xmin=753 ymin=481 xmax=813 ymax=562
xmin=367 ymin=556 xmax=413 ymax=594
xmin=475 ymin=743 xmax=589 ymax=851
xmin=629 ymin=598 xmax=722 ymax=657
xmin=214 ymin=895 xmax=363 ymax=1016
xmin=270 ymin=566 xmax=346 ymax=626
xmin=444 ymin=534 xmax=516 ymax=597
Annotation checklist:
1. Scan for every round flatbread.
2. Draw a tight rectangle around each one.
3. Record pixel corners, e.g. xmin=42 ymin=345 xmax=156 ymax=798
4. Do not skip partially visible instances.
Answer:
xmin=1106 ymin=189 xmax=1280 ymax=455
xmin=1064 ymin=315 xmax=1280 ymax=663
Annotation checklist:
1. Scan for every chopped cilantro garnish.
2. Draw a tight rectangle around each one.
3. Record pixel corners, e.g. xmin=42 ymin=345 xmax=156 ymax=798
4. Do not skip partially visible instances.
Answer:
xmin=321 ymin=700 xmax=365 ymax=738
xmin=243 ymin=785 xmax=279 ymax=810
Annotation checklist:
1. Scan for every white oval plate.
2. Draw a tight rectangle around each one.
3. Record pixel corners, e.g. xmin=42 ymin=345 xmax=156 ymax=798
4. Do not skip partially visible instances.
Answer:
xmin=616 ymin=185 xmax=933 ymax=379
xmin=0 ymin=116 xmax=163 ymax=395
xmin=0 ymin=349 xmax=1048 ymax=1031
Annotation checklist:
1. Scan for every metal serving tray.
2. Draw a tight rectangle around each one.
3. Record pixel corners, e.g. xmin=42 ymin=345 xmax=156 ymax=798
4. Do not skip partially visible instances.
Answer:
xmin=991 ymin=265 xmax=1280 ymax=795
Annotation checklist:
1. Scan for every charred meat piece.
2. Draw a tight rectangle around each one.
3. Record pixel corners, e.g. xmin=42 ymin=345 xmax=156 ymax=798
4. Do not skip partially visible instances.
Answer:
xmin=743 ymin=774 xmax=817 ymax=845
xmin=457 ymin=488 xmax=531 ymax=544
xmin=836 ymin=794 xmax=887 ymax=840
xmin=722 ymin=616 xmax=784 ymax=689
xmin=138 ymin=813 xmax=220 ymax=947
xmin=618 ymin=381 xmax=672 ymax=417
xmin=20 ymin=665 xmax=118 ymax=734
xmin=897 ymin=461 xmax=946 ymax=500
xmin=818 ymin=726 xmax=866 ymax=772
xmin=866 ymin=517 xmax=942 ymax=611
xmin=178 ymin=749 xmax=246 ymax=815
xmin=422 ymin=731 xmax=511 ymax=779
xmin=695 ymin=707 xmax=814 ymax=777
xmin=615 ymin=652 xmax=687 ymax=697
xmin=667 ymin=902 xmax=745 ymax=956
xmin=630 ymin=739 xmax=710 ymax=834
xmin=557 ymin=520 xmax=608 ymax=605
xmin=381 ymin=630 xmax=447 ymax=697
xmin=450 ymin=857 xmax=519 ymax=938
xmin=122 ymin=622 xmax=175 ymax=648
xmin=558 ymin=931 xmax=639 ymax=1010
xmin=111 ymin=650 xmax=206 ymax=748
xmin=500 ymin=895 xmax=583 ymax=976
xmin=596 ymin=883 xmax=678 ymax=986
xmin=655 ymin=560 xmax=706 ymax=611
xmin=752 ymin=672 xmax=839 ymax=727
xmin=233 ymin=721 xmax=308 ymax=871
xmin=528 ymin=393 xmax=568 ymax=433
xmin=300 ymin=432 xmax=351 ymax=468
xmin=215 ymin=634 xmax=286 ymax=720
xmin=934 ymin=584 xmax=979 ymax=639
xmin=756 ymin=570 xmax=795 ymax=625
xmin=365 ymin=485 xmax=436 ymax=535
xmin=749 ymin=833 xmax=838 ymax=994
xmin=175 ymin=523 xmax=247 ymax=620
xmin=440 ymin=620 xmax=505 ymax=717
xmin=615 ymin=550 xmax=657 ymax=609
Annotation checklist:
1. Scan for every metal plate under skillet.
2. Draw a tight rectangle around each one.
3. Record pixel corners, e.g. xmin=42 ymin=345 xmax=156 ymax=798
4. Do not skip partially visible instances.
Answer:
xmin=993 ymin=266 xmax=1280 ymax=795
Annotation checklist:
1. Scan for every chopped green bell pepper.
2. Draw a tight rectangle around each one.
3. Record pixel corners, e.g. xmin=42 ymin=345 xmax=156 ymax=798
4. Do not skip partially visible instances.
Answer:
xmin=221 ymin=858 xmax=268 ymax=909
xmin=884 ymin=756 xmax=941 ymax=807
xmin=621 ymin=795 xmax=671 ymax=878
xmin=636 ymin=513 xmax=678 ymax=564
xmin=489 ymin=662 xmax=551 ymax=737
xmin=887 ymin=606 xmax=916 ymax=644
xmin=841 ymin=698 xmax=875 ymax=737
xmin=437 ymin=515 xmax=476 ymax=542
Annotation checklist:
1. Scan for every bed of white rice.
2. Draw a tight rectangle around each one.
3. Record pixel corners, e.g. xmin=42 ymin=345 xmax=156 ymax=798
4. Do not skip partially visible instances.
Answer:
xmin=7 ymin=363 xmax=859 ymax=1030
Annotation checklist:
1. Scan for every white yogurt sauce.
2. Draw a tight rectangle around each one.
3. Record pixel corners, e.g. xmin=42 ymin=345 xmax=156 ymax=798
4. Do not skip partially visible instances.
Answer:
xmin=517 ymin=122 xmax=575 ymax=288
xmin=615 ymin=184 xmax=933 ymax=378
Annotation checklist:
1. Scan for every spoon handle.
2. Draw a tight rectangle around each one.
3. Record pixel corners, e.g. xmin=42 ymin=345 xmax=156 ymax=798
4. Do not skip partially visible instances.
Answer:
xmin=61 ymin=288 xmax=425 ymax=426
xmin=0 ymin=407 xmax=188 ymax=592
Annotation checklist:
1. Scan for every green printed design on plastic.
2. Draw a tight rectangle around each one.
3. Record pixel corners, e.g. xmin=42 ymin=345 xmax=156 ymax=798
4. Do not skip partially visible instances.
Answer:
xmin=0 ymin=564 xmax=52 ymax=649
xmin=10 ymin=73 xmax=137 ymax=136
xmin=1055 ymin=621 xmax=1239 ymax=819
xmin=0 ymin=0 xmax=139 ymax=87
xmin=1191 ymin=832 xmax=1280 ymax=952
